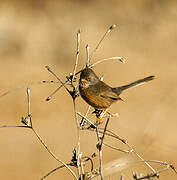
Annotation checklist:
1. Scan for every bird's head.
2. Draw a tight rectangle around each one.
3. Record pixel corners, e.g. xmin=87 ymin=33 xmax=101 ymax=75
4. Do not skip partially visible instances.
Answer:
xmin=79 ymin=68 xmax=99 ymax=88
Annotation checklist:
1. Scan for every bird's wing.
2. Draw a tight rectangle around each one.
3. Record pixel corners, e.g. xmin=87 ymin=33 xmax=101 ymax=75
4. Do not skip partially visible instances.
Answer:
xmin=100 ymin=90 xmax=120 ymax=101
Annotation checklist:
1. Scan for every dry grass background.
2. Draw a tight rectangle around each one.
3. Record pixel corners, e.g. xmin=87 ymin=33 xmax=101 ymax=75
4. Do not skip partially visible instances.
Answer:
xmin=0 ymin=0 xmax=177 ymax=179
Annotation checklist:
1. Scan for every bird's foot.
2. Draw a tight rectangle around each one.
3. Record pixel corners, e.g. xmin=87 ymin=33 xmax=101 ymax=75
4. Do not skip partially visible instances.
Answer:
xmin=95 ymin=109 xmax=109 ymax=124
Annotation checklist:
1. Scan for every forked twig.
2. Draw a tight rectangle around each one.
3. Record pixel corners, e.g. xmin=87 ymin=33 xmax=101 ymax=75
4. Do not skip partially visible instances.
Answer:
xmin=41 ymin=155 xmax=95 ymax=180
xmin=77 ymin=112 xmax=157 ymax=178
xmin=45 ymin=55 xmax=125 ymax=101
xmin=103 ymin=129 xmax=156 ymax=174
xmin=97 ymin=126 xmax=156 ymax=174
xmin=0 ymin=88 xmax=78 ymax=180
xmin=27 ymin=88 xmax=77 ymax=179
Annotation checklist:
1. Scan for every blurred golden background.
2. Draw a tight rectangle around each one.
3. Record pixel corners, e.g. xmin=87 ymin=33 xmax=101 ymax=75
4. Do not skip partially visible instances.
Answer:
xmin=0 ymin=0 xmax=177 ymax=179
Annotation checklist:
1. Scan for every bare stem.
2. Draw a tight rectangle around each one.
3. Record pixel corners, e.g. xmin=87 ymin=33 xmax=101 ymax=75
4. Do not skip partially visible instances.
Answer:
xmin=102 ymin=142 xmax=130 ymax=153
xmin=25 ymin=87 xmax=77 ymax=179
xmin=46 ymin=83 xmax=66 ymax=101
xmin=45 ymin=66 xmax=70 ymax=93
xmin=78 ymin=112 xmax=156 ymax=176
xmin=95 ymin=125 xmax=104 ymax=180
xmin=73 ymin=99 xmax=82 ymax=178
xmin=131 ymin=148 xmax=156 ymax=174
xmin=80 ymin=105 xmax=91 ymax=127
xmin=89 ymin=57 xmax=125 ymax=68
xmin=100 ymin=115 xmax=111 ymax=149
xmin=103 ymin=127 xmax=156 ymax=174
xmin=0 ymin=125 xmax=31 ymax=129
xmin=89 ymin=24 xmax=117 ymax=60
xmin=86 ymin=44 xmax=90 ymax=67
xmin=0 ymin=80 xmax=59 ymax=99
xmin=40 ymin=164 xmax=68 ymax=180
xmin=77 ymin=112 xmax=96 ymax=128
xmin=72 ymin=29 xmax=81 ymax=84
xmin=31 ymin=127 xmax=78 ymax=180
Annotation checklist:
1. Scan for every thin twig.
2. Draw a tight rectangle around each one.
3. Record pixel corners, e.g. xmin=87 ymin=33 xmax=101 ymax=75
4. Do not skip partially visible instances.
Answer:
xmin=73 ymin=99 xmax=82 ymax=178
xmin=86 ymin=44 xmax=90 ymax=67
xmin=27 ymin=88 xmax=31 ymax=116
xmin=80 ymin=105 xmax=91 ymax=127
xmin=102 ymin=128 xmax=156 ymax=174
xmin=0 ymin=80 xmax=59 ymax=99
xmin=103 ymin=142 xmax=130 ymax=153
xmin=89 ymin=57 xmax=125 ymax=68
xmin=25 ymin=88 xmax=77 ymax=179
xmin=72 ymin=29 xmax=81 ymax=84
xmin=120 ymin=175 xmax=124 ymax=180
xmin=71 ymin=30 xmax=83 ymax=178
xmin=98 ymin=128 xmax=127 ymax=143
xmin=41 ymin=156 xmax=94 ymax=180
xmin=134 ymin=159 xmax=177 ymax=174
xmin=77 ymin=112 xmax=96 ymax=128
xmin=96 ymin=126 xmax=156 ymax=174
xmin=82 ymin=156 xmax=94 ymax=172
xmin=79 ymin=112 xmax=156 ymax=175
xmin=95 ymin=115 xmax=111 ymax=180
xmin=45 ymin=56 xmax=125 ymax=101
xmin=40 ymin=163 xmax=72 ymax=180
xmin=45 ymin=66 xmax=71 ymax=94
xmin=100 ymin=115 xmax=111 ymax=149
xmin=131 ymin=148 xmax=156 ymax=174
xmin=0 ymin=122 xmax=77 ymax=179
xmin=45 ymin=64 xmax=82 ymax=178
xmin=46 ymin=82 xmax=67 ymax=101
xmin=0 ymin=125 xmax=31 ymax=129
xmin=26 ymin=88 xmax=32 ymax=127
xmin=31 ymin=127 xmax=77 ymax=178
xmin=89 ymin=24 xmax=117 ymax=60
xmin=95 ymin=125 xmax=104 ymax=180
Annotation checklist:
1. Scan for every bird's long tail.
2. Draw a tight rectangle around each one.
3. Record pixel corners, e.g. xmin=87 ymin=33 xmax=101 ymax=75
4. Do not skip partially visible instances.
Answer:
xmin=113 ymin=75 xmax=155 ymax=95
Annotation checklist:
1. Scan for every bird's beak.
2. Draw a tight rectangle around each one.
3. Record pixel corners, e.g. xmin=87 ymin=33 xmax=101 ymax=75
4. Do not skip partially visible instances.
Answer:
xmin=80 ymin=79 xmax=89 ymax=88
xmin=81 ymin=79 xmax=87 ymax=83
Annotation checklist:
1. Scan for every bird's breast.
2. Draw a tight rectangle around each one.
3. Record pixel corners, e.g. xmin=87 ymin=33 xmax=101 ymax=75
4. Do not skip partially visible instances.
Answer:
xmin=79 ymin=84 xmax=114 ymax=109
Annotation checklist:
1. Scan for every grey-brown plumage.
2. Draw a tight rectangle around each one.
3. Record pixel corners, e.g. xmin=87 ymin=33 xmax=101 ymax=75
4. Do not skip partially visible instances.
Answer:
xmin=79 ymin=67 xmax=155 ymax=110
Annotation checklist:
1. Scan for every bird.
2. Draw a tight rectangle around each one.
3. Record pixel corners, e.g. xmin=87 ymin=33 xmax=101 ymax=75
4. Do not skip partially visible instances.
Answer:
xmin=79 ymin=67 xmax=155 ymax=122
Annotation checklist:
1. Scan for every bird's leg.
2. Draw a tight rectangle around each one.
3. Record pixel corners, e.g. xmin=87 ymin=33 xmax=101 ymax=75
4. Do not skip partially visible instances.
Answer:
xmin=96 ymin=108 xmax=108 ymax=123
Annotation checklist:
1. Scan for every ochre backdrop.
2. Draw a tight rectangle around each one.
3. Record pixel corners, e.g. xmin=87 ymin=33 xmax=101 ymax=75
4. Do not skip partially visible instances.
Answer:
xmin=0 ymin=0 xmax=176 ymax=179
